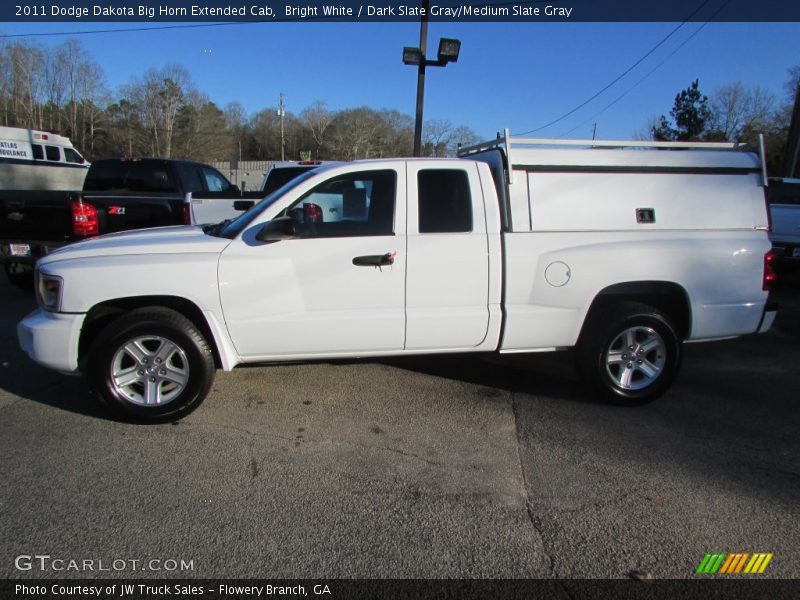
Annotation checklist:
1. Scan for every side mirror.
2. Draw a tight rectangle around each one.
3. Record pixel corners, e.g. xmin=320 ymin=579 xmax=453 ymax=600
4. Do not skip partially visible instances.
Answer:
xmin=229 ymin=184 xmax=242 ymax=195
xmin=255 ymin=216 xmax=296 ymax=243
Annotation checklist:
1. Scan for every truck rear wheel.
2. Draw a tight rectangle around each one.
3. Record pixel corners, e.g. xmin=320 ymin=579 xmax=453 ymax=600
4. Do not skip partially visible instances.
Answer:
xmin=88 ymin=307 xmax=215 ymax=421
xmin=576 ymin=302 xmax=681 ymax=405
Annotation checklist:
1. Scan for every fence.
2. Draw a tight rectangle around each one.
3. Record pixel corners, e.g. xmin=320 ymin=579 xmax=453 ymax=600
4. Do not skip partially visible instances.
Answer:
xmin=210 ymin=160 xmax=276 ymax=192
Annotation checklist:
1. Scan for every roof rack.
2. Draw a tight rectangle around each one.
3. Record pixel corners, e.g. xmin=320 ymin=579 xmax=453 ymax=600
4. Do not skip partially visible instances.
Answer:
xmin=458 ymin=128 xmax=765 ymax=187
xmin=457 ymin=128 xmax=748 ymax=157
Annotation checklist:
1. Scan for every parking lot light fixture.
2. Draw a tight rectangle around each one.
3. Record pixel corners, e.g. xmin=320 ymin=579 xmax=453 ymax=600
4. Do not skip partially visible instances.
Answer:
xmin=436 ymin=38 xmax=461 ymax=64
xmin=403 ymin=47 xmax=423 ymax=66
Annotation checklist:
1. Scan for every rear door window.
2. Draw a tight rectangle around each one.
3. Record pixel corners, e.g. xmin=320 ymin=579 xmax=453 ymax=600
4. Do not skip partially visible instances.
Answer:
xmin=177 ymin=164 xmax=205 ymax=193
xmin=417 ymin=169 xmax=473 ymax=233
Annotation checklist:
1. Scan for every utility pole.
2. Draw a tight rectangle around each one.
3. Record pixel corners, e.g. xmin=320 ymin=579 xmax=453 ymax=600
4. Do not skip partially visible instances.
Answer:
xmin=278 ymin=93 xmax=286 ymax=161
xmin=591 ymin=123 xmax=597 ymax=140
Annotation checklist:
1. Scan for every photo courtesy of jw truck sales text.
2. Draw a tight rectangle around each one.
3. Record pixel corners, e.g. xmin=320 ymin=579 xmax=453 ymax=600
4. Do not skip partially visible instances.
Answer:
xmin=17 ymin=131 xmax=777 ymax=422
xmin=14 ymin=584 xmax=332 ymax=597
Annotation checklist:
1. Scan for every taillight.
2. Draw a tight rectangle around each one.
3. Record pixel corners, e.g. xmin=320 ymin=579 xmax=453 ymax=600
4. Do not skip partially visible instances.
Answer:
xmin=763 ymin=250 xmax=778 ymax=291
xmin=304 ymin=203 xmax=323 ymax=223
xmin=71 ymin=200 xmax=99 ymax=237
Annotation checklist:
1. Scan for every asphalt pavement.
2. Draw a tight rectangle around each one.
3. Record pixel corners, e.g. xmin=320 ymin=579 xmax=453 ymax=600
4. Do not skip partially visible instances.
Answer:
xmin=0 ymin=273 xmax=798 ymax=580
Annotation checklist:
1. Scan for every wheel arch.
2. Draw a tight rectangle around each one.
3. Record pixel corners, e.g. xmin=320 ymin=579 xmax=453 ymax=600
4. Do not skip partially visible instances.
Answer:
xmin=580 ymin=281 xmax=692 ymax=342
xmin=79 ymin=296 xmax=225 ymax=370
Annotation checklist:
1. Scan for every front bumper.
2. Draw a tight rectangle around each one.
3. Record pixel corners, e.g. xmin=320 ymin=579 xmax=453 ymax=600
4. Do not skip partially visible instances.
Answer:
xmin=17 ymin=309 xmax=85 ymax=374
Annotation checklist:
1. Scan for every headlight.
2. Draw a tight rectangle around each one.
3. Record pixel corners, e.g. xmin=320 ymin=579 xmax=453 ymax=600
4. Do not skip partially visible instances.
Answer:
xmin=35 ymin=270 xmax=63 ymax=312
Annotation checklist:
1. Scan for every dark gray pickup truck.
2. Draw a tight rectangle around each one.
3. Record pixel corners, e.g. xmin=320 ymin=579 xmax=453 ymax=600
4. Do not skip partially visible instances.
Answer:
xmin=0 ymin=158 xmax=238 ymax=287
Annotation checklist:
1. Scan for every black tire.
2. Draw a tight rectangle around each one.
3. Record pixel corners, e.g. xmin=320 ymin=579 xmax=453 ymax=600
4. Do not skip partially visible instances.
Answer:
xmin=4 ymin=263 xmax=34 ymax=291
xmin=88 ymin=307 xmax=215 ymax=421
xmin=576 ymin=302 xmax=682 ymax=406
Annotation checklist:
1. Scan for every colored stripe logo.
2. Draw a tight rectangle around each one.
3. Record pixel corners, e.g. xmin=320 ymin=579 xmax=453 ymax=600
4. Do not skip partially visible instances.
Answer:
xmin=696 ymin=553 xmax=773 ymax=574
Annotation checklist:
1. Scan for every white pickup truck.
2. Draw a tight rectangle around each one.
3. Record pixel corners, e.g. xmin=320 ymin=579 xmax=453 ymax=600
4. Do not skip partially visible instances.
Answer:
xmin=768 ymin=178 xmax=800 ymax=267
xmin=18 ymin=133 xmax=777 ymax=421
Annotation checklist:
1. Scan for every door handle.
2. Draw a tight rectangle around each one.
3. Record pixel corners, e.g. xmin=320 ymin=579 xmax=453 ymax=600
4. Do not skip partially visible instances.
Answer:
xmin=352 ymin=251 xmax=396 ymax=267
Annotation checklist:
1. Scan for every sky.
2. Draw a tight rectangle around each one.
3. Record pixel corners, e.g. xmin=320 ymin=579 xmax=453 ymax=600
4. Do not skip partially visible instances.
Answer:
xmin=0 ymin=19 xmax=798 ymax=141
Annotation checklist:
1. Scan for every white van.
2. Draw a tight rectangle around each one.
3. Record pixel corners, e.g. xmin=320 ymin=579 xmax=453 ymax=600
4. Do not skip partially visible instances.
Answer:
xmin=0 ymin=126 xmax=90 ymax=190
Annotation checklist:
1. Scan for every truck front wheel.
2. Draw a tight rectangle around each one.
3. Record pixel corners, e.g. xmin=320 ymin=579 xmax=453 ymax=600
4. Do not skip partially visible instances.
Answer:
xmin=88 ymin=307 xmax=215 ymax=421
xmin=576 ymin=302 xmax=681 ymax=405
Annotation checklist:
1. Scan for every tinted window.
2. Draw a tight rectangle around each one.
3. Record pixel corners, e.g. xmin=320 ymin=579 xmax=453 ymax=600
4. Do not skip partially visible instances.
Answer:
xmin=263 ymin=167 xmax=314 ymax=195
xmin=177 ymin=164 xmax=205 ymax=193
xmin=64 ymin=148 xmax=85 ymax=164
xmin=32 ymin=144 xmax=44 ymax=160
xmin=286 ymin=170 xmax=396 ymax=238
xmin=45 ymin=145 xmax=60 ymax=161
xmin=418 ymin=169 xmax=472 ymax=233
xmin=84 ymin=161 xmax=178 ymax=193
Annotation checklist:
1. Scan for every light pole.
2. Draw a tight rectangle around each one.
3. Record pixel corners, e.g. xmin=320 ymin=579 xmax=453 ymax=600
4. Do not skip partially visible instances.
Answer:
xmin=403 ymin=0 xmax=461 ymax=157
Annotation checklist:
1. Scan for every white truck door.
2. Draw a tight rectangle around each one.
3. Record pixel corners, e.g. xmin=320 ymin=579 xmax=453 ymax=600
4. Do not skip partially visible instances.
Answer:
xmin=218 ymin=167 xmax=407 ymax=359
xmin=405 ymin=162 xmax=490 ymax=350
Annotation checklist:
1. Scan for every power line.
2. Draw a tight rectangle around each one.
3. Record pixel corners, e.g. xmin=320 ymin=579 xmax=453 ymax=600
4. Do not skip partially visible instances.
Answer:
xmin=512 ymin=0 xmax=714 ymax=136
xmin=555 ymin=0 xmax=731 ymax=139
xmin=557 ymin=23 xmax=712 ymax=138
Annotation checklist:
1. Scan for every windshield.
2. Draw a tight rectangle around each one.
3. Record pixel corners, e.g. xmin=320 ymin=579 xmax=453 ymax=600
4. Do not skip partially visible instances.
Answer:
xmin=215 ymin=169 xmax=320 ymax=239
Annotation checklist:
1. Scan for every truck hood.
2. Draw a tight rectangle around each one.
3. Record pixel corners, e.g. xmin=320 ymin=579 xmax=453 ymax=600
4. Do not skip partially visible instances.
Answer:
xmin=39 ymin=225 xmax=232 ymax=265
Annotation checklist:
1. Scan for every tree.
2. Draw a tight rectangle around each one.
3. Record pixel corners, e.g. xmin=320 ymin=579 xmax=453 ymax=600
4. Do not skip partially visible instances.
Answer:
xmin=174 ymin=95 xmax=231 ymax=161
xmin=422 ymin=119 xmax=453 ymax=157
xmin=447 ymin=125 xmax=479 ymax=156
xmin=3 ymin=42 xmax=46 ymax=129
xmin=706 ymin=82 xmax=775 ymax=141
xmin=422 ymin=120 xmax=480 ymax=157
xmin=300 ymin=100 xmax=334 ymax=159
xmin=652 ymin=79 xmax=712 ymax=141
xmin=224 ymin=101 xmax=248 ymax=162
xmin=122 ymin=64 xmax=194 ymax=157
